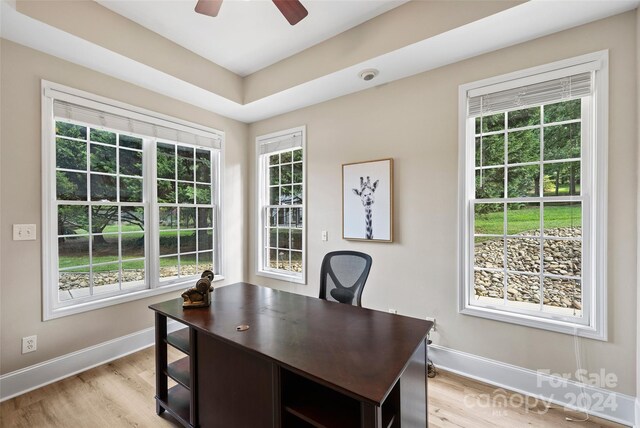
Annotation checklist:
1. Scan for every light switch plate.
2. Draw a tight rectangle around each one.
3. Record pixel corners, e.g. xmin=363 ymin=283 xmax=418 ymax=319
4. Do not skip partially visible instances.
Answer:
xmin=321 ymin=231 xmax=328 ymax=241
xmin=13 ymin=224 xmax=36 ymax=241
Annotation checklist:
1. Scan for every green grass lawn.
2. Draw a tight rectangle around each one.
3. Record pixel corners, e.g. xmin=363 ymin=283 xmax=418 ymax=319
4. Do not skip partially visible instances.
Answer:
xmin=59 ymin=228 xmax=201 ymax=270
xmin=60 ymin=256 xmax=124 ymax=271
xmin=475 ymin=204 xmax=581 ymax=236
xmin=69 ymin=224 xmax=144 ymax=235
xmin=60 ymin=256 xmax=199 ymax=272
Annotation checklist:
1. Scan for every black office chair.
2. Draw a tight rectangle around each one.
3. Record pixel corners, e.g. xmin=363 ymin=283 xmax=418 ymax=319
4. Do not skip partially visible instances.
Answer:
xmin=319 ymin=251 xmax=372 ymax=307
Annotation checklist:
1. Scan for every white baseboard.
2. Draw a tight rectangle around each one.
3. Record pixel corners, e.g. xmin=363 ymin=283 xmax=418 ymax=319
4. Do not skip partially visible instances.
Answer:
xmin=0 ymin=320 xmax=184 ymax=402
xmin=430 ymin=344 xmax=636 ymax=427
xmin=1 ymin=325 xmax=635 ymax=427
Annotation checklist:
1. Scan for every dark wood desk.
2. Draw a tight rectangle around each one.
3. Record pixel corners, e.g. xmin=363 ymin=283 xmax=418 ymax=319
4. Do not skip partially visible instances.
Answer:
xmin=150 ymin=282 xmax=432 ymax=428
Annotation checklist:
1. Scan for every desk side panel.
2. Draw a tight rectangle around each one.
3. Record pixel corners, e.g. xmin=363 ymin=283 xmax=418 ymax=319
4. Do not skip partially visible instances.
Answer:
xmin=197 ymin=331 xmax=275 ymax=428
xmin=400 ymin=340 xmax=427 ymax=427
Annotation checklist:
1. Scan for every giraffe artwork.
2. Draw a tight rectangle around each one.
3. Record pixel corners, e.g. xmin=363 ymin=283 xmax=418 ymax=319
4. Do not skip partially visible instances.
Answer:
xmin=342 ymin=159 xmax=393 ymax=242
xmin=352 ymin=176 xmax=379 ymax=239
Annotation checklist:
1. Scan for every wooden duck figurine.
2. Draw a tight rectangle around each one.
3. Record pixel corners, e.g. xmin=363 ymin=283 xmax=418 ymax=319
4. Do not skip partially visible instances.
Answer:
xmin=182 ymin=270 xmax=215 ymax=308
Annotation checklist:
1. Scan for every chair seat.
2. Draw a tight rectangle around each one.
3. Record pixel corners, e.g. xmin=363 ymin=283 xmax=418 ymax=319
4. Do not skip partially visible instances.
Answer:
xmin=330 ymin=288 xmax=355 ymax=305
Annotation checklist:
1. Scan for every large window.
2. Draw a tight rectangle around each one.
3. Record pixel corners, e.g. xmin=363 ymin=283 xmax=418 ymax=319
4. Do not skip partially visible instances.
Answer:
xmin=43 ymin=82 xmax=223 ymax=319
xmin=458 ymin=52 xmax=608 ymax=339
xmin=256 ymin=127 xmax=306 ymax=284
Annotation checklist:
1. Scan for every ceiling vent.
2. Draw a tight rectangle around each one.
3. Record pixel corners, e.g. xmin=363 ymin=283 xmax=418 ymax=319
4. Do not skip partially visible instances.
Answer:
xmin=359 ymin=69 xmax=379 ymax=82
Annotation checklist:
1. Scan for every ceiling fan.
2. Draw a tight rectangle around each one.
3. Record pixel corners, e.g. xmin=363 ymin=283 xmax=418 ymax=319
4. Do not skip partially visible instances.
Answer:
xmin=195 ymin=0 xmax=309 ymax=26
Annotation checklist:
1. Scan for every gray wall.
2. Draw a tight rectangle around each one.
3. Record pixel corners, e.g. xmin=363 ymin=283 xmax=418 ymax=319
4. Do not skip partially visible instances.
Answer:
xmin=0 ymin=39 xmax=249 ymax=374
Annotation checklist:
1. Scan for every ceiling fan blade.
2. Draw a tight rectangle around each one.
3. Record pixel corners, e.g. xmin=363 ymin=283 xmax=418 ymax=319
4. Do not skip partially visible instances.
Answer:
xmin=272 ymin=0 xmax=308 ymax=26
xmin=195 ymin=0 xmax=223 ymax=17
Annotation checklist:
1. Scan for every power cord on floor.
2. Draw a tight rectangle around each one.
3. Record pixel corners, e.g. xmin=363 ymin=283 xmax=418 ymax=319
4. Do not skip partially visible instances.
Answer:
xmin=427 ymin=338 xmax=436 ymax=378
xmin=427 ymin=359 xmax=437 ymax=378
xmin=565 ymin=328 xmax=589 ymax=423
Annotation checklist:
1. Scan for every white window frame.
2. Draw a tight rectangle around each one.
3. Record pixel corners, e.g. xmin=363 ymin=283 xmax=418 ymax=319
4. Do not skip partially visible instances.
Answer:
xmin=153 ymin=141 xmax=221 ymax=287
xmin=256 ymin=126 xmax=307 ymax=284
xmin=42 ymin=81 xmax=225 ymax=320
xmin=458 ymin=51 xmax=608 ymax=340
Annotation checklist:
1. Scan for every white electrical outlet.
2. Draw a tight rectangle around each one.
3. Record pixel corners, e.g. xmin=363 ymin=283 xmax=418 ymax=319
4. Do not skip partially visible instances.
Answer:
xmin=22 ymin=335 xmax=37 ymax=354
xmin=321 ymin=231 xmax=328 ymax=241
xmin=426 ymin=317 xmax=436 ymax=331
xmin=13 ymin=224 xmax=36 ymax=241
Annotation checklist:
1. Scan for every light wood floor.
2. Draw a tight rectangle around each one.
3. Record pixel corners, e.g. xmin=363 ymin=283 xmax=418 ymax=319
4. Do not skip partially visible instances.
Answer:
xmin=427 ymin=367 xmax=624 ymax=428
xmin=0 ymin=347 xmax=625 ymax=428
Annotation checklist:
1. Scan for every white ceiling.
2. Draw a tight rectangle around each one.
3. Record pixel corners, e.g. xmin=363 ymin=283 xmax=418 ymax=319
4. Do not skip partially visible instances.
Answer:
xmin=2 ymin=0 xmax=638 ymax=123
xmin=97 ymin=0 xmax=407 ymax=76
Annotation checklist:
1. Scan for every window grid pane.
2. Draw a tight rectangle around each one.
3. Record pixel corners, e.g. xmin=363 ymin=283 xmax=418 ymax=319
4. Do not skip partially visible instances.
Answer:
xmin=157 ymin=141 xmax=216 ymax=282
xmin=471 ymin=99 xmax=584 ymax=319
xmin=262 ymin=146 xmax=303 ymax=276
xmin=56 ymin=121 xmax=148 ymax=301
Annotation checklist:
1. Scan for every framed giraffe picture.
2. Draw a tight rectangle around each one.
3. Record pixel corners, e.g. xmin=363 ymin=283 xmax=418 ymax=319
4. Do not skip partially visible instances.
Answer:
xmin=342 ymin=158 xmax=393 ymax=242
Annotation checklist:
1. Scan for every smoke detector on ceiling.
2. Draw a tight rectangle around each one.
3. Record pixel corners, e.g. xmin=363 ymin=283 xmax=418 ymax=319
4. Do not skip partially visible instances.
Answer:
xmin=359 ymin=69 xmax=379 ymax=81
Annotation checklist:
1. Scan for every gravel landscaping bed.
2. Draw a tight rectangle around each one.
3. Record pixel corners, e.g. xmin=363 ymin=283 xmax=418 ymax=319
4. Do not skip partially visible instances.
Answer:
xmin=59 ymin=230 xmax=579 ymax=311
xmin=58 ymin=266 xmax=211 ymax=290
xmin=60 ymin=259 xmax=302 ymax=291
xmin=474 ymin=228 xmax=582 ymax=310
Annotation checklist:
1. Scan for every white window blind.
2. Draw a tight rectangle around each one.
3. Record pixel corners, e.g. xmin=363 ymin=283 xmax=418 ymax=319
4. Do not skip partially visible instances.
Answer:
xmin=468 ymin=72 xmax=592 ymax=117
xmin=46 ymin=85 xmax=223 ymax=150
xmin=258 ymin=131 xmax=303 ymax=155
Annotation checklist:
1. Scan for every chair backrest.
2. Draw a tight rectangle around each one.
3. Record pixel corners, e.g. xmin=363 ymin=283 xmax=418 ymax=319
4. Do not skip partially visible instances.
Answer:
xmin=319 ymin=251 xmax=372 ymax=307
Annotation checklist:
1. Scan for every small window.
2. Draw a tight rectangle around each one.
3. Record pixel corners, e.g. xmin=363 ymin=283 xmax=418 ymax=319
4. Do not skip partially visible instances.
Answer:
xmin=256 ymin=127 xmax=306 ymax=284
xmin=458 ymin=52 xmax=608 ymax=339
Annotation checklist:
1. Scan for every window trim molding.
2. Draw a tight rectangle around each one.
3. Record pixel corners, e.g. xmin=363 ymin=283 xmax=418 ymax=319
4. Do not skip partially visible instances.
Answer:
xmin=255 ymin=126 xmax=307 ymax=285
xmin=457 ymin=51 xmax=608 ymax=340
xmin=41 ymin=80 xmax=225 ymax=321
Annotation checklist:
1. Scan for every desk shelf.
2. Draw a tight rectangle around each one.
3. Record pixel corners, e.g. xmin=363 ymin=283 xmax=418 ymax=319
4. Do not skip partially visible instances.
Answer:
xmin=167 ymin=356 xmax=190 ymax=389
xmin=155 ymin=315 xmax=196 ymax=428
xmin=155 ymin=384 xmax=191 ymax=427
xmin=167 ymin=328 xmax=190 ymax=355
xmin=283 ymin=389 xmax=359 ymax=428
xmin=281 ymin=369 xmax=398 ymax=428
xmin=284 ymin=397 xmax=396 ymax=428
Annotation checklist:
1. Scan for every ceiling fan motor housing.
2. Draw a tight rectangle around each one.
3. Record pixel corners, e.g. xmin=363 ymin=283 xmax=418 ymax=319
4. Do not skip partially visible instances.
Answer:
xmin=195 ymin=0 xmax=308 ymax=26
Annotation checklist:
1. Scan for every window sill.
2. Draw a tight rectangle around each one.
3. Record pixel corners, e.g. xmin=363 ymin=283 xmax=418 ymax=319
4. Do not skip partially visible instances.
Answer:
xmin=45 ymin=275 xmax=225 ymax=321
xmin=459 ymin=304 xmax=606 ymax=341
xmin=256 ymin=269 xmax=306 ymax=285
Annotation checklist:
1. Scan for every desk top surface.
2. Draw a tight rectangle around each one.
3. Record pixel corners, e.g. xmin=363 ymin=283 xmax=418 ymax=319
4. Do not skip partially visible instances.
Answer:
xmin=150 ymin=282 xmax=432 ymax=405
